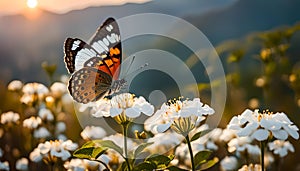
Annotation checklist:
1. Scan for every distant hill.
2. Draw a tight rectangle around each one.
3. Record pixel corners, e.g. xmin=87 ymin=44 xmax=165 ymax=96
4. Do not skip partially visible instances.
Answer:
xmin=0 ymin=0 xmax=236 ymax=83
xmin=185 ymin=0 xmax=300 ymax=45
xmin=1 ymin=0 xmax=300 ymax=85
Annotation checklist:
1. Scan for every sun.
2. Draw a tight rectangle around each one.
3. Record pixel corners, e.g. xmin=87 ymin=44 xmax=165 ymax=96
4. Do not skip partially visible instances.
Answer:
xmin=27 ymin=0 xmax=38 ymax=9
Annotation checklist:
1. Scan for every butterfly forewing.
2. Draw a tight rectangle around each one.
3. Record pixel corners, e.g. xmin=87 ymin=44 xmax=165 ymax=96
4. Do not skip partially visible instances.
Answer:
xmin=68 ymin=67 xmax=112 ymax=104
xmin=89 ymin=18 xmax=122 ymax=79
xmin=64 ymin=38 xmax=100 ymax=74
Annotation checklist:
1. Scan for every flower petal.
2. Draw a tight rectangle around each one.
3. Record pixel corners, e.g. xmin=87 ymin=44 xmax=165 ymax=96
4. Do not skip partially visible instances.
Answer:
xmin=272 ymin=130 xmax=288 ymax=140
xmin=155 ymin=123 xmax=172 ymax=133
xmin=251 ymin=129 xmax=269 ymax=141
xmin=110 ymin=108 xmax=123 ymax=117
xmin=282 ymin=125 xmax=299 ymax=140
xmin=125 ymin=108 xmax=140 ymax=118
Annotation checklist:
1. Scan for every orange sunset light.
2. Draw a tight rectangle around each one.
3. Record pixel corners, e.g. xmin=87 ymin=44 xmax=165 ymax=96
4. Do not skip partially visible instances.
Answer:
xmin=27 ymin=0 xmax=38 ymax=9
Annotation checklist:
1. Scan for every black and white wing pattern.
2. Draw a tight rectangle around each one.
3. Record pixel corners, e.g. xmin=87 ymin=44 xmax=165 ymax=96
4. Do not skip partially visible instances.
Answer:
xmin=64 ymin=17 xmax=123 ymax=104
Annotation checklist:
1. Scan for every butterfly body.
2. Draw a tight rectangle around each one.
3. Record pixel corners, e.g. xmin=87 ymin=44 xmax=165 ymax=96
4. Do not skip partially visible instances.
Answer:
xmin=64 ymin=18 xmax=125 ymax=104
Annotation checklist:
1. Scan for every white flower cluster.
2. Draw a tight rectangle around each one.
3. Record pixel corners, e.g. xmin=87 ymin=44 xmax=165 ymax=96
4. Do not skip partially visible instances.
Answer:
xmin=0 ymin=111 xmax=20 ymax=124
xmin=30 ymin=140 xmax=78 ymax=162
xmin=80 ymin=126 xmax=107 ymax=140
xmin=64 ymin=156 xmax=110 ymax=171
xmin=228 ymin=109 xmax=299 ymax=141
xmin=145 ymin=98 xmax=214 ymax=133
xmin=92 ymin=93 xmax=154 ymax=120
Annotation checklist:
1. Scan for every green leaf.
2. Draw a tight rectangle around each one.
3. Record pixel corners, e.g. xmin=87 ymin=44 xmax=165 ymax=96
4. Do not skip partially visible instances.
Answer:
xmin=146 ymin=154 xmax=173 ymax=169
xmin=194 ymin=150 xmax=212 ymax=168
xmin=73 ymin=140 xmax=123 ymax=160
xmin=93 ymin=140 xmax=123 ymax=156
xmin=73 ymin=147 xmax=106 ymax=159
xmin=190 ymin=129 xmax=212 ymax=142
xmin=133 ymin=142 xmax=153 ymax=158
xmin=198 ymin=157 xmax=219 ymax=170
xmin=132 ymin=162 xmax=155 ymax=171
xmin=167 ymin=166 xmax=189 ymax=171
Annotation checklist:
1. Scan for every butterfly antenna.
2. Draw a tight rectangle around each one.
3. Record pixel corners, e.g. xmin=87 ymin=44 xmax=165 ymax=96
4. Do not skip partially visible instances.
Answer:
xmin=123 ymin=56 xmax=136 ymax=76
xmin=123 ymin=62 xmax=148 ymax=79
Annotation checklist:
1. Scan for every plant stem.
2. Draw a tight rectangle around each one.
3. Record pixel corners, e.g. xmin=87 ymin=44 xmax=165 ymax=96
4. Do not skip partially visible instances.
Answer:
xmin=95 ymin=159 xmax=110 ymax=171
xmin=122 ymin=123 xmax=131 ymax=171
xmin=260 ymin=141 xmax=265 ymax=171
xmin=185 ymin=134 xmax=195 ymax=171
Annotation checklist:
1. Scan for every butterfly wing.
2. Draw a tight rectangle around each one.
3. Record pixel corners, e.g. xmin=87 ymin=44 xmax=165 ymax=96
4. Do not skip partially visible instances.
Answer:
xmin=89 ymin=17 xmax=122 ymax=79
xmin=64 ymin=38 xmax=100 ymax=74
xmin=65 ymin=17 xmax=122 ymax=104
xmin=68 ymin=67 xmax=112 ymax=104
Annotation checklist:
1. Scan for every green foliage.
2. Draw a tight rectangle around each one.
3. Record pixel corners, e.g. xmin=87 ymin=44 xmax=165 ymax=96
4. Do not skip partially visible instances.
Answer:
xmin=194 ymin=150 xmax=212 ymax=167
xmin=198 ymin=157 xmax=219 ymax=170
xmin=190 ymin=129 xmax=212 ymax=142
xmin=133 ymin=142 xmax=153 ymax=158
xmin=73 ymin=140 xmax=124 ymax=159
xmin=145 ymin=154 xmax=174 ymax=169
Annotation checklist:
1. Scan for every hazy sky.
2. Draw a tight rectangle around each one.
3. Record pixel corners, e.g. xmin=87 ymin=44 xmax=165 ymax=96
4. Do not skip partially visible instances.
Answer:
xmin=0 ymin=0 xmax=150 ymax=16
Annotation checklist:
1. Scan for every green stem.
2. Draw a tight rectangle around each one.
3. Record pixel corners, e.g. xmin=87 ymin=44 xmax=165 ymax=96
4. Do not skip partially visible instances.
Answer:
xmin=185 ymin=134 xmax=195 ymax=171
xmin=122 ymin=124 xmax=131 ymax=171
xmin=260 ymin=141 xmax=265 ymax=171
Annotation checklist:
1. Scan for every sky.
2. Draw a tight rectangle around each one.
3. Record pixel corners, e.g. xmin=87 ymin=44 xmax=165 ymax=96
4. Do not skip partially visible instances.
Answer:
xmin=0 ymin=0 xmax=150 ymax=16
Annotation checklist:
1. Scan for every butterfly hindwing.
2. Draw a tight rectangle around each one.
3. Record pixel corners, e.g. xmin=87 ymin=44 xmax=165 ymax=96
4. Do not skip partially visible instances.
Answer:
xmin=68 ymin=67 xmax=113 ymax=104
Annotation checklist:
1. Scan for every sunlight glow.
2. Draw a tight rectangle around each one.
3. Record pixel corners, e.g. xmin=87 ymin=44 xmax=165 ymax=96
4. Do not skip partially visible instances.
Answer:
xmin=27 ymin=0 xmax=38 ymax=9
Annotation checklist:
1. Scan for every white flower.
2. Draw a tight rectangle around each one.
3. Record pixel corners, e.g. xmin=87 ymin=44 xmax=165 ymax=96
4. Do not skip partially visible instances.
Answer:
xmin=238 ymin=164 xmax=262 ymax=171
xmin=30 ymin=140 xmax=78 ymax=163
xmin=22 ymin=82 xmax=49 ymax=95
xmin=91 ymin=99 xmax=111 ymax=117
xmin=220 ymin=128 xmax=237 ymax=143
xmin=80 ymin=126 xmax=107 ymax=140
xmin=33 ymin=127 xmax=51 ymax=138
xmin=61 ymin=94 xmax=73 ymax=106
xmin=146 ymin=131 xmax=182 ymax=153
xmin=227 ymin=137 xmax=260 ymax=156
xmin=64 ymin=155 xmax=110 ymax=171
xmin=57 ymin=134 xmax=67 ymax=141
xmin=228 ymin=109 xmax=299 ymax=141
xmin=50 ymin=82 xmax=67 ymax=98
xmin=21 ymin=83 xmax=49 ymax=105
xmin=268 ymin=140 xmax=295 ymax=157
xmin=0 ymin=161 xmax=9 ymax=170
xmin=110 ymin=93 xmax=154 ymax=118
xmin=220 ymin=156 xmax=238 ymax=171
xmin=145 ymin=98 xmax=214 ymax=134
xmin=38 ymin=108 xmax=54 ymax=121
xmin=50 ymin=141 xmax=72 ymax=161
xmin=29 ymin=148 xmax=43 ymax=162
xmin=91 ymin=93 xmax=154 ymax=124
xmin=56 ymin=122 xmax=66 ymax=133
xmin=16 ymin=157 xmax=28 ymax=170
xmin=1 ymin=111 xmax=20 ymax=124
xmin=64 ymin=159 xmax=86 ymax=171
xmin=61 ymin=140 xmax=78 ymax=151
xmin=8 ymin=80 xmax=23 ymax=91
xmin=23 ymin=116 xmax=42 ymax=129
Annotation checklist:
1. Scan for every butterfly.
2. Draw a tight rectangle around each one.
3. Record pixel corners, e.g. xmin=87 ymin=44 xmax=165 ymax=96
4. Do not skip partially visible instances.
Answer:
xmin=64 ymin=17 xmax=126 ymax=104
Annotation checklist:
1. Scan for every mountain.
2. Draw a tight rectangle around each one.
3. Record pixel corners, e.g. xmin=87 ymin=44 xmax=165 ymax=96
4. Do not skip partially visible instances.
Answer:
xmin=0 ymin=0 xmax=236 ymax=83
xmin=184 ymin=0 xmax=300 ymax=45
